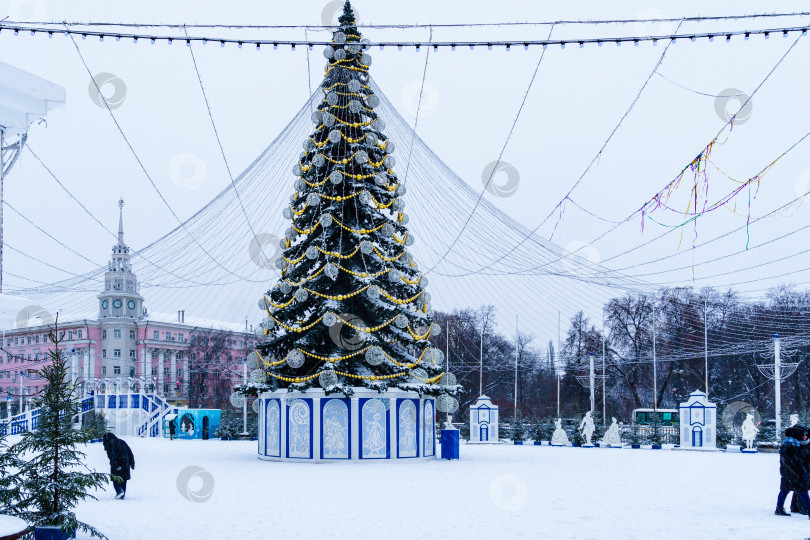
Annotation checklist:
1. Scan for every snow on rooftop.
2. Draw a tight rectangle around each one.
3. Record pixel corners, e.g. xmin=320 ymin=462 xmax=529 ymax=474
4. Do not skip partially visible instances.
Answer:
xmin=145 ymin=312 xmax=249 ymax=334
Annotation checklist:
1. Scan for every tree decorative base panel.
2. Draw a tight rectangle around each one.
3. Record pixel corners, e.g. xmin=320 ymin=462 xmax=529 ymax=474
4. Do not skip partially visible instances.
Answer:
xmin=257 ymin=388 xmax=436 ymax=461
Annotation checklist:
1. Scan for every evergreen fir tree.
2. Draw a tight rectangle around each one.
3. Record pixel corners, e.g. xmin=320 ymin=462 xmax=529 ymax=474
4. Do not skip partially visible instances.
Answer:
xmin=511 ymin=412 xmax=525 ymax=442
xmin=0 ymin=428 xmax=23 ymax=516
xmin=11 ymin=322 xmax=110 ymax=538
xmin=649 ymin=412 xmax=662 ymax=446
xmin=628 ymin=425 xmax=641 ymax=446
xmin=216 ymin=407 xmax=258 ymax=440
xmin=81 ymin=410 xmax=109 ymax=440
xmin=529 ymin=419 xmax=543 ymax=442
xmin=249 ymin=0 xmax=459 ymax=401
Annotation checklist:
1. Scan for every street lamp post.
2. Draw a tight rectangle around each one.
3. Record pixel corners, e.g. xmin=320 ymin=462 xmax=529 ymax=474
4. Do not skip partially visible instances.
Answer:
xmin=242 ymin=357 xmax=248 ymax=435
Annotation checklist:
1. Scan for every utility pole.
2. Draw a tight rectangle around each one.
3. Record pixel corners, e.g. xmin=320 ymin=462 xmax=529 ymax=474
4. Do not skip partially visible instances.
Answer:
xmin=514 ymin=315 xmax=518 ymax=422
xmin=445 ymin=320 xmax=450 ymax=374
xmin=775 ymin=335 xmax=781 ymax=440
xmin=602 ymin=335 xmax=606 ymax=426
xmin=652 ymin=302 xmax=658 ymax=412
xmin=557 ymin=311 xmax=561 ymax=418
xmin=241 ymin=357 xmax=248 ymax=435
xmin=704 ymin=296 xmax=709 ymax=397
xmin=589 ymin=352 xmax=595 ymax=414
xmin=479 ymin=319 xmax=484 ymax=397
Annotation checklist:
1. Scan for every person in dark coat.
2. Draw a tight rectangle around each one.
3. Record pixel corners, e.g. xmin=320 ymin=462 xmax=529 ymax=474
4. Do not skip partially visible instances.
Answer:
xmin=790 ymin=425 xmax=810 ymax=514
xmin=168 ymin=418 xmax=176 ymax=441
xmin=102 ymin=432 xmax=135 ymax=500
xmin=776 ymin=426 xmax=810 ymax=516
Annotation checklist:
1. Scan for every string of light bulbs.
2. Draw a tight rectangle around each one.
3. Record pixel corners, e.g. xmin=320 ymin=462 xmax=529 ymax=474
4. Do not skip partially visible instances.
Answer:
xmin=1 ymin=22 xmax=808 ymax=50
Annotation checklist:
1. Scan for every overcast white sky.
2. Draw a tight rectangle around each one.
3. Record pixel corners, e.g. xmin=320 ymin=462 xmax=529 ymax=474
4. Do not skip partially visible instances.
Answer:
xmin=2 ymin=0 xmax=809 ymax=340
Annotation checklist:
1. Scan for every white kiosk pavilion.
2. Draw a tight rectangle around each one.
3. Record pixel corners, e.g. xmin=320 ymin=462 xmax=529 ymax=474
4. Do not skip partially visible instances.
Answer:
xmin=469 ymin=395 xmax=499 ymax=443
xmin=679 ymin=390 xmax=719 ymax=450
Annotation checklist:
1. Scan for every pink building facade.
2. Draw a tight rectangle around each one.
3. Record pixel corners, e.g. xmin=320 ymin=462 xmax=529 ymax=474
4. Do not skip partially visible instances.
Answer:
xmin=1 ymin=201 xmax=255 ymax=415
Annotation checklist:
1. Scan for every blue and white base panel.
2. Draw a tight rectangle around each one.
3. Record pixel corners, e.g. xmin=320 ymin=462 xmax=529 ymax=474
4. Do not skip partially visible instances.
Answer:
xmin=257 ymin=388 xmax=436 ymax=461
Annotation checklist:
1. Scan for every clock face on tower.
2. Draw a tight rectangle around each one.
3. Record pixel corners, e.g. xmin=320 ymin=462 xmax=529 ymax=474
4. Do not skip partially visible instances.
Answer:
xmin=128 ymin=300 xmax=136 ymax=310
xmin=113 ymin=299 xmax=122 ymax=309
xmin=102 ymin=300 xmax=108 ymax=309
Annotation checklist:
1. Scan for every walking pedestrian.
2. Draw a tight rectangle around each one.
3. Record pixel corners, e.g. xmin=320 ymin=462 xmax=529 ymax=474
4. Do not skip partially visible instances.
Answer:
xmin=790 ymin=425 xmax=810 ymax=515
xmin=169 ymin=417 xmax=176 ymax=441
xmin=776 ymin=426 xmax=810 ymax=517
xmin=102 ymin=432 xmax=135 ymax=500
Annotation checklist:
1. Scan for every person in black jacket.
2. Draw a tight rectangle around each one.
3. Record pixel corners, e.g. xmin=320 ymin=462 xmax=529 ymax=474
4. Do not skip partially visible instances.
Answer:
xmin=790 ymin=425 xmax=810 ymax=514
xmin=776 ymin=426 xmax=810 ymax=517
xmin=102 ymin=432 xmax=135 ymax=500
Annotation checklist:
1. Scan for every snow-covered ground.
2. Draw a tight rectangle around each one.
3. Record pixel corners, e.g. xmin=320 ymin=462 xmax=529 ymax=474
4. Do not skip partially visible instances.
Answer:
xmin=16 ymin=438 xmax=810 ymax=539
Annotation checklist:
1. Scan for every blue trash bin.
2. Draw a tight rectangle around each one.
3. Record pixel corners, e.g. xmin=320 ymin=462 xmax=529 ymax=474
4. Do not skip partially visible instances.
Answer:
xmin=440 ymin=429 xmax=459 ymax=460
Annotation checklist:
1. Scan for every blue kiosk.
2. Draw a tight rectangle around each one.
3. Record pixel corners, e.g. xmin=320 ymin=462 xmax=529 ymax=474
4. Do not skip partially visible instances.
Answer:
xmin=165 ymin=409 xmax=221 ymax=440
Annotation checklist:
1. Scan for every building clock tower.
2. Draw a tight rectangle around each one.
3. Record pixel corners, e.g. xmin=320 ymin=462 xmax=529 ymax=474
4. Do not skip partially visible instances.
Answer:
xmin=98 ymin=199 xmax=143 ymax=319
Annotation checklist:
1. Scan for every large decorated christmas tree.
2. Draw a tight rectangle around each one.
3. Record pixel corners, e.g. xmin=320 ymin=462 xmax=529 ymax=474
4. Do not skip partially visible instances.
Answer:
xmin=246 ymin=1 xmax=460 ymax=408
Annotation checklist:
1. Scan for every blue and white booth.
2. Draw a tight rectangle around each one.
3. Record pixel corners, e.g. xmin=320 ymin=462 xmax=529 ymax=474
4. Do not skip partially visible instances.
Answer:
xmin=679 ymin=390 xmax=717 ymax=450
xmin=469 ymin=395 xmax=499 ymax=443
xmin=257 ymin=388 xmax=436 ymax=461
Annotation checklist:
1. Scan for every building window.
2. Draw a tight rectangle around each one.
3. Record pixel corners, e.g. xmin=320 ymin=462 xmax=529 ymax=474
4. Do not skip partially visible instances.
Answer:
xmin=151 ymin=350 xmax=158 ymax=359
xmin=130 ymin=367 xmax=135 ymax=377
xmin=165 ymin=333 xmax=171 ymax=341
xmin=153 ymin=331 xmax=159 ymax=340
xmin=176 ymin=368 xmax=182 ymax=378
xmin=176 ymin=352 xmax=182 ymax=361
xmin=178 ymin=333 xmax=184 ymax=342
xmin=130 ymin=350 xmax=136 ymax=359
xmin=35 ymin=335 xmax=39 ymax=344
xmin=114 ymin=366 xmax=121 ymax=375
xmin=5 ymin=338 xmax=9 ymax=346
xmin=27 ymin=336 xmax=32 ymax=345
xmin=78 ymin=330 xmax=83 ymax=339
xmin=43 ymin=334 xmax=48 ymax=342
xmin=130 ymin=330 xmax=136 ymax=340
xmin=163 ymin=367 xmax=169 ymax=377
xmin=163 ymin=384 xmax=169 ymax=394
xmin=14 ymin=337 xmax=18 ymax=345
xmin=114 ymin=329 xmax=121 ymax=339
xmin=114 ymin=349 xmax=121 ymax=358
xmin=102 ymin=350 xmax=107 ymax=358
xmin=34 ymin=353 xmax=39 ymax=361
xmin=102 ymin=330 xmax=107 ymax=339
xmin=151 ymin=367 xmax=158 ymax=376
xmin=68 ymin=331 xmax=73 ymax=340
xmin=102 ymin=366 xmax=107 ymax=375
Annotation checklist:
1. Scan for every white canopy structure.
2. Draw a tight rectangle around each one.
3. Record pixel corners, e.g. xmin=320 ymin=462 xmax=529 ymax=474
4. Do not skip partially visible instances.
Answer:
xmin=0 ymin=60 xmax=65 ymax=137
xmin=0 ymin=61 xmax=65 ymax=294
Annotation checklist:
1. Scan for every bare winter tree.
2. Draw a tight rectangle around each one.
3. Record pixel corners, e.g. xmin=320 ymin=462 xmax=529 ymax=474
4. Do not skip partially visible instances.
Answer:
xmin=188 ymin=328 xmax=250 ymax=409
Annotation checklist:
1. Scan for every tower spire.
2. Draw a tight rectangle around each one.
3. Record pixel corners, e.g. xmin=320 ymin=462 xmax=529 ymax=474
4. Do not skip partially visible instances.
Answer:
xmin=117 ymin=198 xmax=125 ymax=246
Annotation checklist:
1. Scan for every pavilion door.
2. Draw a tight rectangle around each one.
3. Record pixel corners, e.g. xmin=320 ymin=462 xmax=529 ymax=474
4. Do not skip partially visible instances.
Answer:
xmin=692 ymin=426 xmax=702 ymax=447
